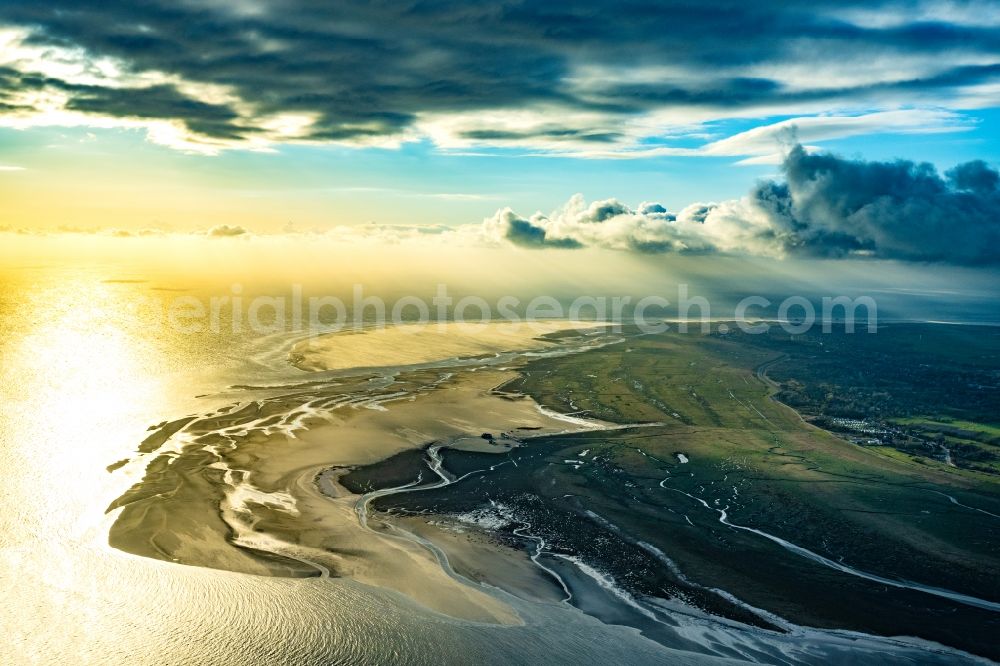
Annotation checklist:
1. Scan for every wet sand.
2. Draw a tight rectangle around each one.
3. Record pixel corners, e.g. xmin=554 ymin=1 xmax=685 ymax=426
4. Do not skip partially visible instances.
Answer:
xmin=392 ymin=515 xmax=568 ymax=605
xmin=106 ymin=329 xmax=614 ymax=623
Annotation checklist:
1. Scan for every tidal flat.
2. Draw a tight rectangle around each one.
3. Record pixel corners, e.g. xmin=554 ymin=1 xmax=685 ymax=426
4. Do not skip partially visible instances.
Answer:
xmin=107 ymin=321 xmax=1000 ymax=663
xmin=107 ymin=323 xmax=619 ymax=623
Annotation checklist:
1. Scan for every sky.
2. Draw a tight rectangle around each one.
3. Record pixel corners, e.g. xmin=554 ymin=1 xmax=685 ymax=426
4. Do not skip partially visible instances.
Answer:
xmin=0 ymin=1 xmax=999 ymax=271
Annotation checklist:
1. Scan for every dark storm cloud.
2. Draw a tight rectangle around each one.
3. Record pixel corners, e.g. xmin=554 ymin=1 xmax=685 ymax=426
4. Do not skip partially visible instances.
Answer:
xmin=65 ymin=85 xmax=250 ymax=140
xmin=0 ymin=64 xmax=248 ymax=139
xmin=487 ymin=208 xmax=583 ymax=249
xmin=460 ymin=128 xmax=623 ymax=143
xmin=593 ymin=77 xmax=786 ymax=110
xmin=750 ymin=146 xmax=1000 ymax=264
xmin=1 ymin=1 xmax=999 ymax=144
xmin=947 ymin=160 xmax=1000 ymax=194
xmin=482 ymin=147 xmax=1000 ymax=264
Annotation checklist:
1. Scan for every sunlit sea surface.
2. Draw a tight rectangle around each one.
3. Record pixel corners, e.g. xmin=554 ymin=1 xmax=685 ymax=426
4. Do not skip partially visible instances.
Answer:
xmin=0 ymin=267 xmax=683 ymax=666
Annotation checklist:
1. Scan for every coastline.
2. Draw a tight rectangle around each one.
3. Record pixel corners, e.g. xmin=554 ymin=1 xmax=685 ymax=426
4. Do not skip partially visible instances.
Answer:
xmin=104 ymin=321 xmax=1000 ymax=663
xmin=106 ymin=324 xmax=622 ymax=623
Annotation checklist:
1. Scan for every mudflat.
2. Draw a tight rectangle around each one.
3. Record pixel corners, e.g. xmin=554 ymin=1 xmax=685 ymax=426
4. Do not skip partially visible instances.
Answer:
xmin=107 ymin=326 xmax=616 ymax=622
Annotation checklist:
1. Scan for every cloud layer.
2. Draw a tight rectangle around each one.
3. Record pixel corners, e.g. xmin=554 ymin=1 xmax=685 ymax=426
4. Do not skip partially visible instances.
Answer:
xmin=11 ymin=145 xmax=996 ymax=266
xmin=0 ymin=1 xmax=999 ymax=152
xmin=483 ymin=146 xmax=1000 ymax=265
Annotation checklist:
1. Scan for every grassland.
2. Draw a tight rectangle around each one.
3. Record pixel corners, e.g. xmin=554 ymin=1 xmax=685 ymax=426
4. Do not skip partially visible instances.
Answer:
xmin=726 ymin=323 xmax=1000 ymax=474
xmin=375 ymin=324 xmax=1000 ymax=660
